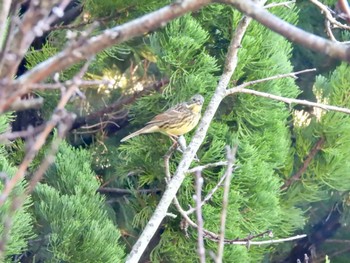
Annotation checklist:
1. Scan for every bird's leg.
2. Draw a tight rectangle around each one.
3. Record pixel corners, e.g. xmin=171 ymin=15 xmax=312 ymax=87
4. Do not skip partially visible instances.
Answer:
xmin=169 ymin=135 xmax=179 ymax=144
xmin=175 ymin=136 xmax=200 ymax=162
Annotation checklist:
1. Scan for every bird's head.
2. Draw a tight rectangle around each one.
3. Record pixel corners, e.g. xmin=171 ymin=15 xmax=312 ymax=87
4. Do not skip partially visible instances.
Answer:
xmin=188 ymin=94 xmax=204 ymax=113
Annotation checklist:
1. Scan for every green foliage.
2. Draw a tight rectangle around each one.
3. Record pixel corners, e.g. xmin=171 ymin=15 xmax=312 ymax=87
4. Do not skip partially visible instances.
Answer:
xmin=15 ymin=0 xmax=350 ymax=261
xmin=0 ymin=158 xmax=35 ymax=262
xmin=149 ymin=14 xmax=219 ymax=98
xmin=113 ymin=3 xmax=308 ymax=261
xmin=289 ymin=63 xmax=350 ymax=202
xmin=31 ymin=142 xmax=125 ymax=262
xmin=0 ymin=114 xmax=35 ymax=262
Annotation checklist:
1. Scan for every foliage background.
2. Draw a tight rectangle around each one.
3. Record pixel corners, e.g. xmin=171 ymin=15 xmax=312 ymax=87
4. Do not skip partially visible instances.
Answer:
xmin=1 ymin=0 xmax=350 ymax=262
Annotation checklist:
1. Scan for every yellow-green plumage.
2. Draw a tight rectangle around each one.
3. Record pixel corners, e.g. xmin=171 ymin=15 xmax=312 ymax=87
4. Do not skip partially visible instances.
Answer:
xmin=120 ymin=94 xmax=204 ymax=142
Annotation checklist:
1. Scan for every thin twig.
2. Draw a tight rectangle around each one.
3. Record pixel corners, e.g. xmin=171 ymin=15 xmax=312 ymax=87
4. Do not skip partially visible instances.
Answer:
xmin=28 ymin=79 xmax=112 ymax=90
xmin=264 ymin=0 xmax=295 ymax=9
xmin=97 ymin=187 xmax=161 ymax=195
xmin=225 ymin=68 xmax=350 ymax=115
xmin=281 ymin=137 xmax=325 ymax=190
xmin=0 ymin=59 xmax=92 ymax=205
xmin=0 ymin=0 xmax=12 ymax=50
xmin=195 ymin=171 xmax=206 ymax=263
xmin=337 ymin=0 xmax=350 ymax=23
xmin=309 ymin=0 xmax=350 ymax=30
xmin=186 ymin=166 xmax=230 ymax=215
xmin=217 ymin=0 xmax=350 ymax=62
xmin=325 ymin=19 xmax=337 ymax=41
xmin=163 ymin=145 xmax=307 ymax=246
xmin=187 ymin=161 xmax=228 ymax=173
xmin=216 ymin=146 xmax=237 ymax=263
xmin=227 ymin=68 xmax=316 ymax=91
xmin=26 ymin=116 xmax=74 ymax=194
xmin=8 ymin=97 xmax=43 ymax=111
xmin=1 ymin=0 xmax=212 ymax=114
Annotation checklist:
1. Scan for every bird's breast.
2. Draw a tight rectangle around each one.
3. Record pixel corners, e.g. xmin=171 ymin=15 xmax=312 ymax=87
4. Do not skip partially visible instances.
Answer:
xmin=161 ymin=113 xmax=201 ymax=136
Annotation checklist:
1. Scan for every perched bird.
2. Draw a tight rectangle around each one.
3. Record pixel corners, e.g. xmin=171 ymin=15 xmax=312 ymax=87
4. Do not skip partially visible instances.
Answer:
xmin=120 ymin=94 xmax=204 ymax=142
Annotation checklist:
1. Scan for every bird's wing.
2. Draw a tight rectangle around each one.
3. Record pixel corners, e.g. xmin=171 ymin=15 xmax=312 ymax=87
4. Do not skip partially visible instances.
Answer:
xmin=146 ymin=103 xmax=188 ymax=125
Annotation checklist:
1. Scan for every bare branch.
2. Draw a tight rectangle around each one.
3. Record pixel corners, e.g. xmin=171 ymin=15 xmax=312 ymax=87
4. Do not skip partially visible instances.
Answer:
xmin=216 ymin=146 xmax=237 ymax=263
xmin=71 ymin=78 xmax=169 ymax=130
xmin=217 ymin=0 xmax=350 ymax=62
xmin=0 ymin=0 xmax=12 ymax=49
xmin=229 ymin=68 xmax=317 ymax=90
xmin=194 ymin=171 xmax=206 ymax=263
xmin=0 ymin=0 xmax=212 ymax=114
xmin=163 ymin=144 xmax=306 ymax=248
xmin=187 ymin=161 xmax=228 ymax=174
xmin=186 ymin=168 xmax=228 ymax=215
xmin=126 ymin=5 xmax=260 ymax=261
xmin=224 ymin=234 xmax=307 ymax=245
xmin=0 ymin=58 xmax=94 ymax=205
xmin=8 ymin=97 xmax=43 ymax=112
xmin=264 ymin=1 xmax=295 ymax=9
xmin=0 ymin=0 xmax=70 ymax=78
xmin=309 ymin=0 xmax=350 ymax=30
xmin=281 ymin=137 xmax=325 ymax=191
xmin=227 ymin=87 xmax=350 ymax=115
xmin=97 ymin=187 xmax=161 ymax=195
xmin=337 ymin=0 xmax=350 ymax=23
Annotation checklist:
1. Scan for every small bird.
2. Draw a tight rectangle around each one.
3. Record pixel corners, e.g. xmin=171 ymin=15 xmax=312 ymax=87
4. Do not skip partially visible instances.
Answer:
xmin=120 ymin=94 xmax=204 ymax=142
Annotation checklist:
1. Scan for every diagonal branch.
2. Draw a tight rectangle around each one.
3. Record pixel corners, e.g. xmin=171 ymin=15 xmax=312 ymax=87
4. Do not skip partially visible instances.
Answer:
xmin=0 ymin=0 xmax=12 ymax=51
xmin=126 ymin=7 xmax=260 ymax=262
xmin=194 ymin=170 xmax=206 ymax=263
xmin=309 ymin=0 xmax=350 ymax=30
xmin=0 ymin=0 xmax=212 ymax=113
xmin=0 ymin=59 xmax=93 ymax=205
xmin=216 ymin=146 xmax=237 ymax=262
xmin=217 ymin=0 xmax=350 ymax=62
xmin=281 ymin=137 xmax=326 ymax=190
xmin=227 ymin=86 xmax=350 ymax=115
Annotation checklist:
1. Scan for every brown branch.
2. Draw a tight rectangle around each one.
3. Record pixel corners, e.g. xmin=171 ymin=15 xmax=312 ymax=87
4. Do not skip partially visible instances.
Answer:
xmin=337 ymin=0 xmax=350 ymax=23
xmin=97 ymin=187 xmax=161 ymax=195
xmin=310 ymin=0 xmax=350 ymax=29
xmin=164 ymin=140 xmax=282 ymax=248
xmin=49 ymin=9 xmax=129 ymax=32
xmin=0 ymin=124 xmax=45 ymax=142
xmin=8 ymin=97 xmax=43 ymax=112
xmin=216 ymin=146 xmax=237 ymax=262
xmin=162 ymin=142 xmax=306 ymax=248
xmin=126 ymin=5 xmax=258 ymax=262
xmin=217 ymin=0 xmax=350 ymax=62
xmin=194 ymin=170 xmax=206 ymax=263
xmin=0 ymin=117 xmax=61 ymax=206
xmin=0 ymin=0 xmax=12 ymax=49
xmin=264 ymin=1 xmax=295 ymax=9
xmin=1 ymin=0 xmax=212 ymax=114
xmin=0 ymin=59 xmax=93 ymax=206
xmin=71 ymin=78 xmax=169 ymax=130
xmin=0 ymin=0 xmax=71 ymax=79
xmin=281 ymin=137 xmax=326 ymax=191
xmin=227 ymin=78 xmax=350 ymax=116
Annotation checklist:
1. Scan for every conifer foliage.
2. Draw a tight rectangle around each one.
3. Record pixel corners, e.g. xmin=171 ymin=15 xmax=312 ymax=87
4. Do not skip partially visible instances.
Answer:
xmin=31 ymin=142 xmax=125 ymax=262
xmin=1 ymin=0 xmax=350 ymax=262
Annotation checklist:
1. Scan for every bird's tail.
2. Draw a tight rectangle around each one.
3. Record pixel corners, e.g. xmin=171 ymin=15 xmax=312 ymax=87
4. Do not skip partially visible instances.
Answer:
xmin=120 ymin=125 xmax=159 ymax=142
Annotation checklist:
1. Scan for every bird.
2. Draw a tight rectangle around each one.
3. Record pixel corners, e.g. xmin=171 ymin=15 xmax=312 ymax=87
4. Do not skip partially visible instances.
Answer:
xmin=120 ymin=94 xmax=204 ymax=142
